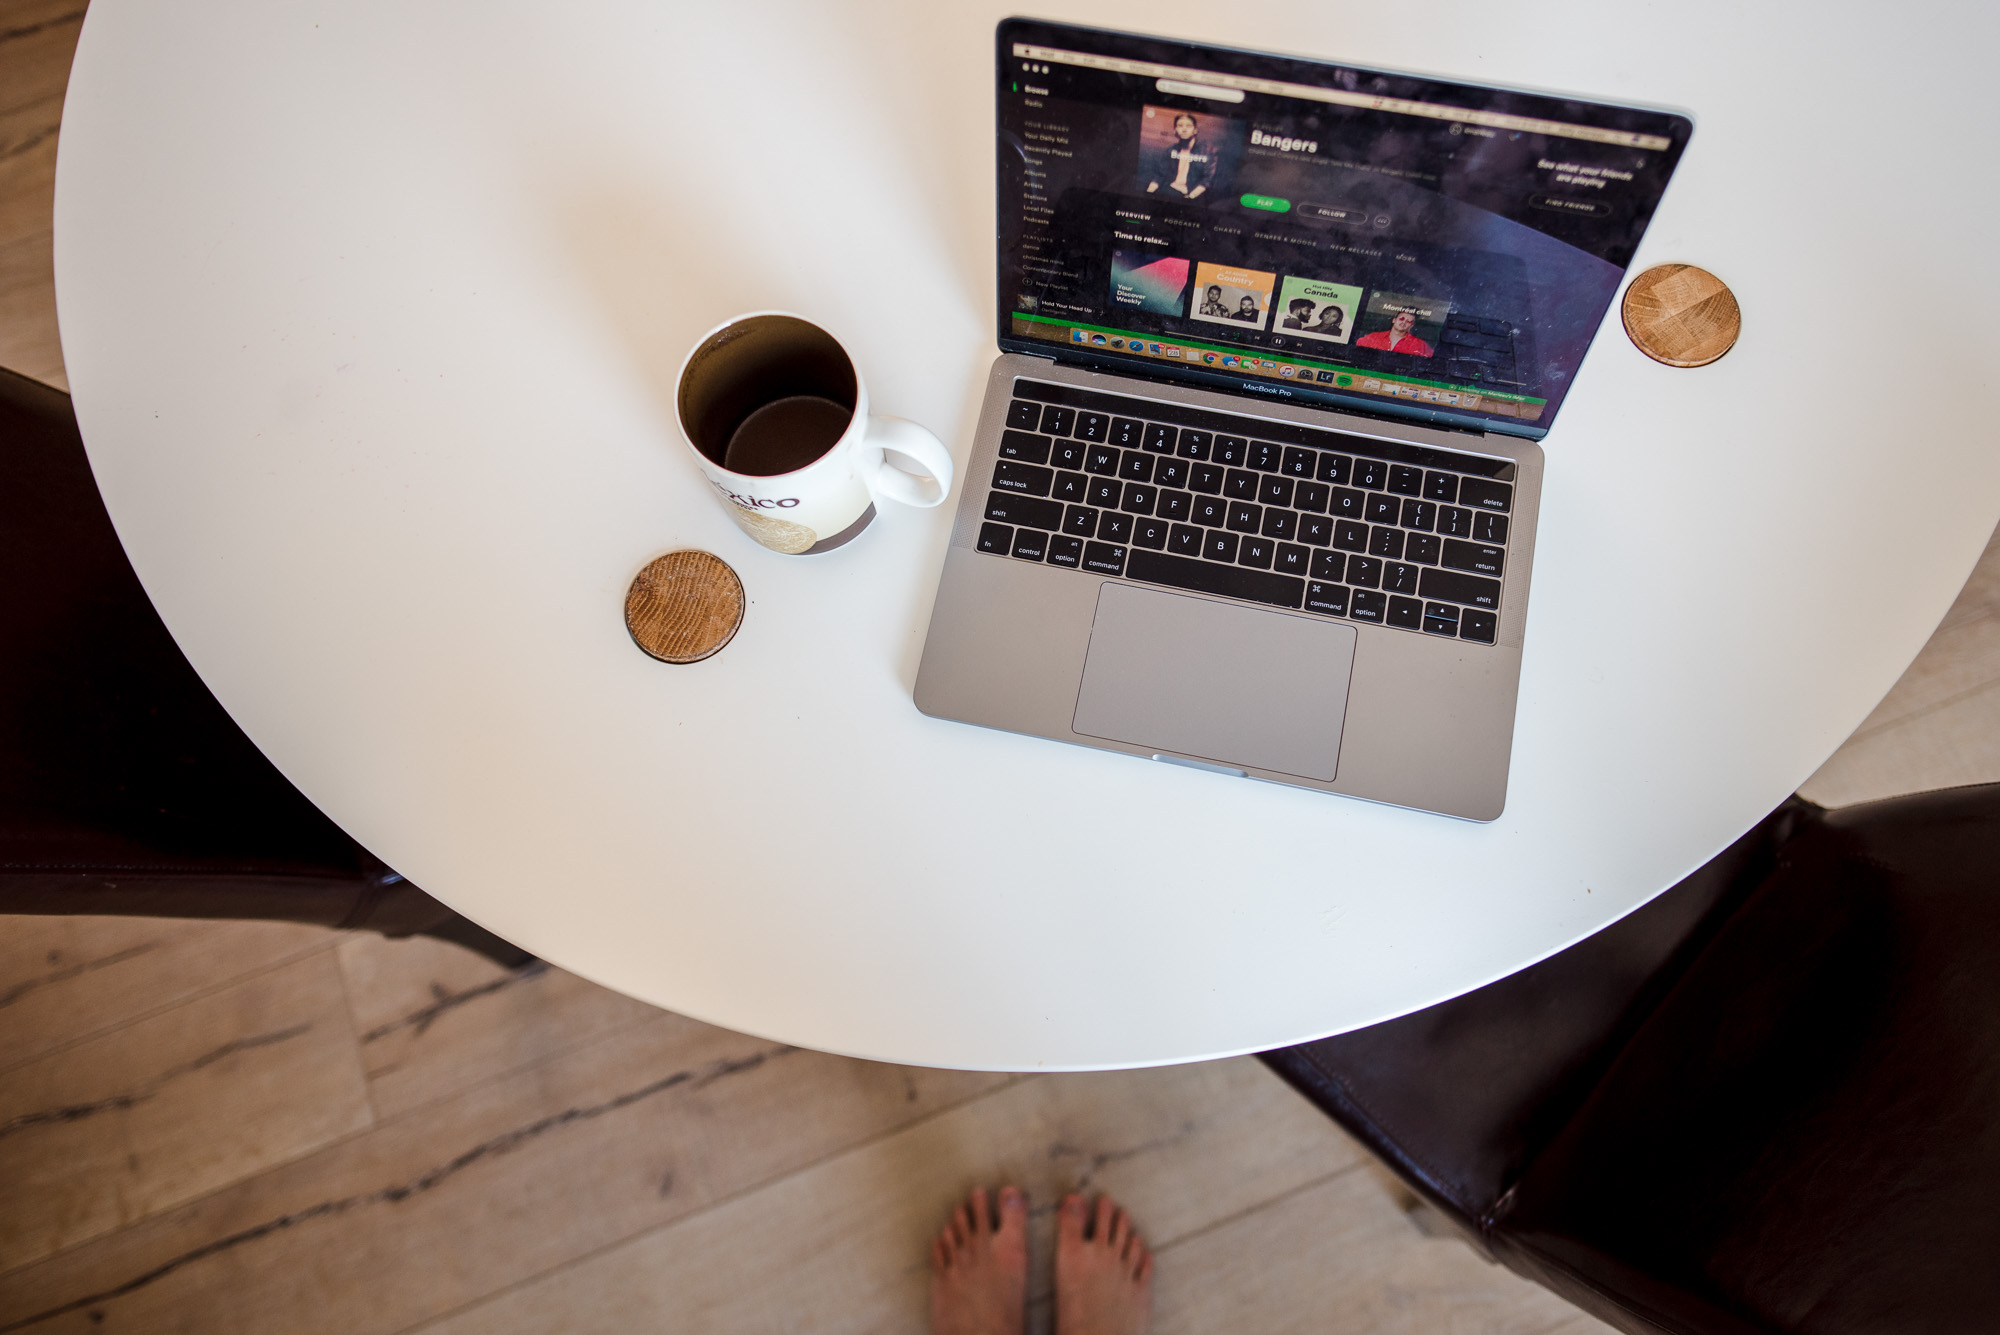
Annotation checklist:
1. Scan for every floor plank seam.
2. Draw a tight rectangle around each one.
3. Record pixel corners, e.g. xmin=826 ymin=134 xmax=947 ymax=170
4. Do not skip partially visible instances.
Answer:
xmin=1148 ymin=1160 xmax=1366 ymax=1259
xmin=380 ymin=1072 xmax=1039 ymax=1335
xmin=1845 ymin=670 xmax=2000 ymax=746
xmin=0 ymin=929 xmax=343 ymax=1082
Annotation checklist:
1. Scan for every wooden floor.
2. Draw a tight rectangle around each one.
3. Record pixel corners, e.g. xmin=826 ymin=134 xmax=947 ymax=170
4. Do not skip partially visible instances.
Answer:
xmin=5 ymin=4 xmax=1998 ymax=1331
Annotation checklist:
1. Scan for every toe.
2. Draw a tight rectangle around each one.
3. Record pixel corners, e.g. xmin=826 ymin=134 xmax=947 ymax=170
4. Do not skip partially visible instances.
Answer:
xmin=1093 ymin=1195 xmax=1116 ymax=1244
xmin=998 ymin=1185 xmax=1027 ymax=1235
xmin=969 ymin=1186 xmax=990 ymax=1235
xmin=1059 ymin=1192 xmax=1088 ymax=1243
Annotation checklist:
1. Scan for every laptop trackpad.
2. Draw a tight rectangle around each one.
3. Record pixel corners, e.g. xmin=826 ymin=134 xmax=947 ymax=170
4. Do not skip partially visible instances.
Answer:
xmin=1072 ymin=583 xmax=1357 ymax=782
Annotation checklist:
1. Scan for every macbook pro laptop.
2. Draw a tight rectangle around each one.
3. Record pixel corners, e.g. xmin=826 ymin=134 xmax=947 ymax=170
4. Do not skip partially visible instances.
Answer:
xmin=914 ymin=20 xmax=1691 ymax=820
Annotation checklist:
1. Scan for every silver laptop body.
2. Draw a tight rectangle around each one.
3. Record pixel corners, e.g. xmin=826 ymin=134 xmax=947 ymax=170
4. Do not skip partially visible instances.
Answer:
xmin=915 ymin=21 xmax=1688 ymax=821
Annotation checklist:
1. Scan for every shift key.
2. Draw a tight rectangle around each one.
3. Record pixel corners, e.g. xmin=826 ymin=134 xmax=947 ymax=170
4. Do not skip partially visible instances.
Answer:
xmin=992 ymin=459 xmax=1054 ymax=496
xmin=1441 ymin=539 xmax=1505 ymax=576
xmin=985 ymin=491 xmax=1063 ymax=530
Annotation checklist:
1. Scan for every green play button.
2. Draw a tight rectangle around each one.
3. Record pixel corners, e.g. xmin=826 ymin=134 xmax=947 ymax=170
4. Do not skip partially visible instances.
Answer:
xmin=1239 ymin=193 xmax=1291 ymax=213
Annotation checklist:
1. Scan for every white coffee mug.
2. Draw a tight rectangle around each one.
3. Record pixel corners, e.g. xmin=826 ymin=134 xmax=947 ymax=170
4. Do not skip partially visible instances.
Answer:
xmin=674 ymin=311 xmax=954 ymax=555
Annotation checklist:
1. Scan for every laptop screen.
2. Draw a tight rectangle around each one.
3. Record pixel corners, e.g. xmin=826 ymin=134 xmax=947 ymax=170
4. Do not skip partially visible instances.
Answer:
xmin=995 ymin=20 xmax=1692 ymax=438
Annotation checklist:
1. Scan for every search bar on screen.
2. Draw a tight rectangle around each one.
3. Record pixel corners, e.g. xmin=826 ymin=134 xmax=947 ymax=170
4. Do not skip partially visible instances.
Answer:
xmin=1156 ymin=78 xmax=1244 ymax=103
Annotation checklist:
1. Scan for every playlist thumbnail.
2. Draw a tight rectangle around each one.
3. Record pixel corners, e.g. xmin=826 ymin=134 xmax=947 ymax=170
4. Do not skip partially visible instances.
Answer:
xmin=1109 ymin=249 xmax=1192 ymax=316
xmin=1275 ymin=277 xmax=1364 ymax=345
xmin=1354 ymin=291 xmax=1449 ymax=358
xmin=1190 ymin=262 xmax=1276 ymax=331
xmin=1135 ymin=104 xmax=1244 ymax=203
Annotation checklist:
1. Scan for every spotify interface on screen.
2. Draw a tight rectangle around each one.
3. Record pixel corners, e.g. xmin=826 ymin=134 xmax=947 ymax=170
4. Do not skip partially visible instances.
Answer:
xmin=996 ymin=21 xmax=1690 ymax=431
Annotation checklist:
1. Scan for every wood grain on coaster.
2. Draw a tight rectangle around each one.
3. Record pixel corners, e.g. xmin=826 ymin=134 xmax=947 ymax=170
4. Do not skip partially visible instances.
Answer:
xmin=624 ymin=550 xmax=744 ymax=663
xmin=1621 ymin=264 xmax=1740 ymax=368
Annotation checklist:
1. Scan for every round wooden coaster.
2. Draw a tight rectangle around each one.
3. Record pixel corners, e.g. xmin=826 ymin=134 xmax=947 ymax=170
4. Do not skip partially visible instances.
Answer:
xmin=1621 ymin=264 xmax=1740 ymax=368
xmin=624 ymin=550 xmax=744 ymax=664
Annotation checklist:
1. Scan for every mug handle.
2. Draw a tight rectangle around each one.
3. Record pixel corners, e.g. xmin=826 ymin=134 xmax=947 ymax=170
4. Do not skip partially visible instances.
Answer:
xmin=861 ymin=416 xmax=954 ymax=508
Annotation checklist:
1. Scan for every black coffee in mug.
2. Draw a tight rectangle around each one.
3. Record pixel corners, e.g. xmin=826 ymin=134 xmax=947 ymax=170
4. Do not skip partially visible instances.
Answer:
xmin=678 ymin=315 xmax=856 ymax=477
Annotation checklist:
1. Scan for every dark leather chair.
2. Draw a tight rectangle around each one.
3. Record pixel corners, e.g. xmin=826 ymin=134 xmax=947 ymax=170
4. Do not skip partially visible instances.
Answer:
xmin=1262 ymin=784 xmax=2000 ymax=1334
xmin=0 ymin=365 xmax=530 ymax=967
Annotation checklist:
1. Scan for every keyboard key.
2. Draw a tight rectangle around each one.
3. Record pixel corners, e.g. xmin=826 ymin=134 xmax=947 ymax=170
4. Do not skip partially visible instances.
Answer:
xmin=1075 ymin=411 xmax=1108 ymax=442
xmin=1189 ymin=463 xmax=1225 ymax=495
xmin=978 ymin=522 xmax=1012 ymax=555
xmin=1365 ymin=493 xmax=1399 ymax=525
xmin=1053 ymin=470 xmax=1088 ymax=503
xmin=1083 ymin=541 xmax=1127 ymax=576
xmin=1442 ymin=539 xmax=1506 ymax=577
xmin=1299 ymin=515 xmax=1334 ymax=547
xmin=1474 ymin=512 xmax=1510 ymax=544
xmin=1214 ymin=435 xmax=1247 ymax=466
xmin=1333 ymin=519 xmax=1369 ymax=552
xmin=1158 ymin=489 xmax=1192 ymax=522
xmin=1176 ymin=429 xmax=1212 ymax=459
xmin=1039 ymin=405 xmax=1075 ymax=436
xmin=1087 ymin=476 xmax=1121 ymax=508
xmin=1346 ymin=556 xmax=1383 ymax=589
xmin=999 ymin=431 xmax=1051 ymax=464
xmin=1274 ymin=542 xmax=1310 ymax=576
xmin=1405 ymin=532 xmax=1441 ymax=564
xmin=1109 ymin=417 xmax=1143 ymax=449
xmin=1012 ymin=528 xmax=1047 ymax=561
xmin=1387 ymin=595 xmax=1424 ymax=629
xmin=1388 ymin=464 xmax=1424 ymax=496
xmin=1125 ymin=549 xmax=1305 ymax=609
xmin=1261 ymin=508 xmax=1297 ymax=540
xmin=1439 ymin=506 xmax=1473 ymax=538
xmin=1203 ymin=530 xmax=1239 ymax=562
xmin=1005 ymin=400 xmax=1040 ymax=431
xmin=1369 ymin=526 xmax=1405 ymax=559
xmin=1385 ymin=562 xmax=1420 ymax=595
xmin=1458 ymin=477 xmax=1513 ymax=512
xmin=1248 ymin=441 xmax=1280 ymax=472
xmin=1121 ymin=483 xmax=1156 ymax=515
xmin=1355 ymin=458 xmax=1388 ymax=490
xmin=1062 ymin=505 xmax=1099 ymax=537
xmin=1317 ymin=452 xmax=1353 ymax=485
xmin=993 ymin=460 xmax=1054 ymax=496
xmin=1098 ymin=511 xmax=1133 ymax=542
xmin=1154 ymin=457 xmax=1189 ymax=489
xmin=1047 ymin=535 xmax=1084 ymax=568
xmin=1192 ymin=495 xmax=1227 ymax=527
xmin=1224 ymin=468 xmax=1260 ymax=500
xmin=1120 ymin=450 xmax=1154 ymax=482
xmin=1329 ymin=488 xmax=1366 ymax=521
xmin=1168 ymin=523 xmax=1204 ymax=556
xmin=1084 ymin=445 xmax=1120 ymax=475
xmin=1238 ymin=536 xmax=1274 ymax=569
xmin=1142 ymin=423 xmax=1176 ymax=453
xmin=1052 ymin=439 xmax=1088 ymax=471
xmin=1133 ymin=516 xmax=1169 ymax=550
xmin=1226 ymin=501 xmax=1262 ymax=533
xmin=985 ymin=491 xmax=1062 ymax=530
xmin=1310 ymin=549 xmax=1346 ymax=580
xmin=1294 ymin=480 xmax=1330 ymax=513
xmin=1423 ymin=601 xmax=1461 ymax=636
xmin=1305 ymin=580 xmax=1349 ymax=616
xmin=1349 ymin=589 xmax=1388 ymax=622
xmin=1259 ymin=476 xmax=1295 ymax=508
xmin=1459 ymin=608 xmax=1498 ymax=643
xmin=1420 ymin=567 xmax=1502 ymax=609
xmin=1400 ymin=499 xmax=1437 ymax=531
xmin=1281 ymin=447 xmax=1316 ymax=478
xmin=1424 ymin=471 xmax=1459 ymax=503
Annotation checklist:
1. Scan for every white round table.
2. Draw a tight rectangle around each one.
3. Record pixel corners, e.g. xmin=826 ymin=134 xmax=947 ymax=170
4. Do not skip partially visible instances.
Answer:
xmin=54 ymin=0 xmax=2000 ymax=1069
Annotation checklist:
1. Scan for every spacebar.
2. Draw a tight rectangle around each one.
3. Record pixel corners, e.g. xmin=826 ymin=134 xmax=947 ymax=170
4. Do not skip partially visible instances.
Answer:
xmin=1125 ymin=550 xmax=1306 ymax=609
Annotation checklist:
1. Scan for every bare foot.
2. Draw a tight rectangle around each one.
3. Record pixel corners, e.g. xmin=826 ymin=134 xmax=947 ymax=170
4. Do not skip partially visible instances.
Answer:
xmin=930 ymin=1185 xmax=1028 ymax=1335
xmin=1056 ymin=1193 xmax=1153 ymax=1335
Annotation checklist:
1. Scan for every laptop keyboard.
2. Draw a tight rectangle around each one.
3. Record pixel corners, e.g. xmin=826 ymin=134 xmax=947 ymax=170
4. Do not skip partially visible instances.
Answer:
xmin=975 ymin=381 xmax=1512 ymax=644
